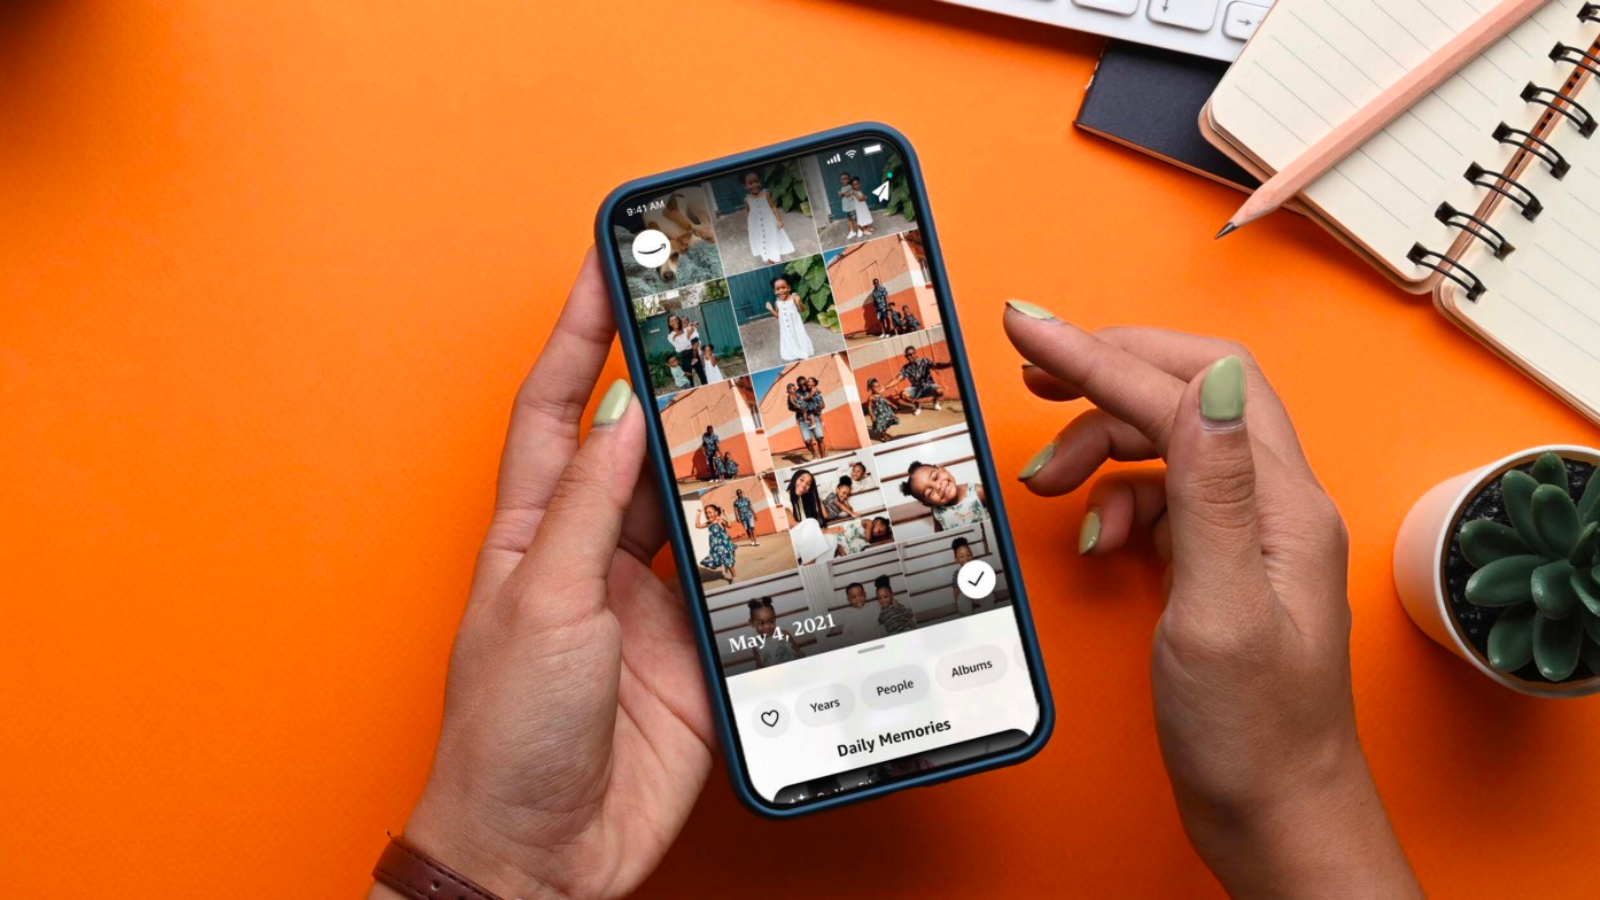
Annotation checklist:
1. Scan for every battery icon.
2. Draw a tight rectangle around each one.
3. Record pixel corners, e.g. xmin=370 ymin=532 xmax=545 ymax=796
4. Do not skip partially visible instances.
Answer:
xmin=864 ymin=143 xmax=882 ymax=155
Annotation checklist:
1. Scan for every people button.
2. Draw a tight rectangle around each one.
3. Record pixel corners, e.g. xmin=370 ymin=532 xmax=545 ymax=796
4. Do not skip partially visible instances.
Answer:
xmin=936 ymin=645 xmax=1008 ymax=692
xmin=956 ymin=560 xmax=997 ymax=600
xmin=750 ymin=701 xmax=789 ymax=738
xmin=862 ymin=665 xmax=930 ymax=710
xmin=796 ymin=684 xmax=855 ymax=727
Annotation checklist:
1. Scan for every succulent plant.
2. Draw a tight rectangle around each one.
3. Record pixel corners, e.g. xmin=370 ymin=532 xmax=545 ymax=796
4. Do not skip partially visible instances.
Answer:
xmin=1461 ymin=452 xmax=1600 ymax=681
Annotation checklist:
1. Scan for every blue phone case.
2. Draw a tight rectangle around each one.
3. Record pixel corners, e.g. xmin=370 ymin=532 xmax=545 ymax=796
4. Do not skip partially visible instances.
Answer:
xmin=594 ymin=123 xmax=1054 ymax=817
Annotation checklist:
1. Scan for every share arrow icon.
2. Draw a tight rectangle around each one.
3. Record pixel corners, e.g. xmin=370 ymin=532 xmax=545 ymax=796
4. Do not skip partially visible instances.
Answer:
xmin=872 ymin=181 xmax=891 ymax=202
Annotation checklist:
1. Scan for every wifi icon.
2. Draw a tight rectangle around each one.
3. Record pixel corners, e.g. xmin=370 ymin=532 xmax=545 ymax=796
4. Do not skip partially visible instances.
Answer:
xmin=845 ymin=149 xmax=858 ymax=159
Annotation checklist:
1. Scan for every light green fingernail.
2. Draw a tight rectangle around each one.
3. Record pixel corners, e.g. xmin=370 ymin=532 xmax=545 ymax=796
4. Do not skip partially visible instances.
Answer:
xmin=593 ymin=379 xmax=632 ymax=426
xmin=1200 ymin=356 xmax=1247 ymax=423
xmin=1006 ymin=300 xmax=1057 ymax=321
xmin=1018 ymin=442 xmax=1055 ymax=481
xmin=1079 ymin=508 xmax=1101 ymax=556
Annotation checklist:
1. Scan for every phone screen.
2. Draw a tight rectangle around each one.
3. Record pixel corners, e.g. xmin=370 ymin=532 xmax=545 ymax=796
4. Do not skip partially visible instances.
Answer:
xmin=606 ymin=135 xmax=1044 ymax=808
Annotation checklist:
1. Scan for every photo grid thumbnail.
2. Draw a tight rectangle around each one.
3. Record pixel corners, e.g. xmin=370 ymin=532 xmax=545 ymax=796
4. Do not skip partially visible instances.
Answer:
xmin=616 ymin=140 xmax=1012 ymax=679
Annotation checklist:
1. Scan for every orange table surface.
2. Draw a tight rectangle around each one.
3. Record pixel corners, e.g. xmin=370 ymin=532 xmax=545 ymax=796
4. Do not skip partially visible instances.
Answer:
xmin=5 ymin=2 xmax=1599 ymax=897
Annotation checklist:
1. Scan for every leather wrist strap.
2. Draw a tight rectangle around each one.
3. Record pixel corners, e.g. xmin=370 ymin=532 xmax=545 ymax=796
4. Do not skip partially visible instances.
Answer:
xmin=374 ymin=835 xmax=504 ymax=900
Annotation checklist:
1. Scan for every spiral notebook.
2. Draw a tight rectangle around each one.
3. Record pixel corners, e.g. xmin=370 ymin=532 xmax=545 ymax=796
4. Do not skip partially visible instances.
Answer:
xmin=1202 ymin=0 xmax=1600 ymax=424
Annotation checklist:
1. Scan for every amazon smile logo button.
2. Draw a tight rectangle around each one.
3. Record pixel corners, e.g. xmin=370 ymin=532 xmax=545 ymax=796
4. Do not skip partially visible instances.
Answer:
xmin=631 ymin=228 xmax=671 ymax=268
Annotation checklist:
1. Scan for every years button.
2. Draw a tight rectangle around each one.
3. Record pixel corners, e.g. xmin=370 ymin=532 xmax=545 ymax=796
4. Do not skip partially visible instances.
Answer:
xmin=936 ymin=645 xmax=1008 ymax=692
xmin=861 ymin=665 xmax=930 ymax=710
xmin=796 ymin=684 xmax=855 ymax=726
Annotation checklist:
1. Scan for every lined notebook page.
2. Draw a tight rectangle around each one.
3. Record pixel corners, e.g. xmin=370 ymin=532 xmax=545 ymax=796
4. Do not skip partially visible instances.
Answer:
xmin=1209 ymin=0 xmax=1592 ymax=278
xmin=1445 ymin=112 xmax=1600 ymax=420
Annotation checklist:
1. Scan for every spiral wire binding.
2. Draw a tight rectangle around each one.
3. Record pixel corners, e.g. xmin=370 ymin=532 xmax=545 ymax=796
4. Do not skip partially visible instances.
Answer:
xmin=1409 ymin=12 xmax=1598 ymax=302
xmin=1552 ymin=43 xmax=1600 ymax=79
xmin=1464 ymin=162 xmax=1543 ymax=219
xmin=1522 ymin=83 xmax=1597 ymax=136
xmin=1435 ymin=202 xmax=1514 ymax=258
xmin=1408 ymin=245 xmax=1486 ymax=299
xmin=1492 ymin=123 xmax=1571 ymax=178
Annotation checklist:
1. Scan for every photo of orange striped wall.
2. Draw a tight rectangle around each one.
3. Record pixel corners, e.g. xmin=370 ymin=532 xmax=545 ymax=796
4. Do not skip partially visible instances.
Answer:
xmin=751 ymin=352 xmax=870 ymax=467
xmin=824 ymin=231 xmax=942 ymax=340
xmin=656 ymin=376 xmax=773 ymax=486
xmin=700 ymin=474 xmax=788 ymax=539
xmin=848 ymin=326 xmax=959 ymax=409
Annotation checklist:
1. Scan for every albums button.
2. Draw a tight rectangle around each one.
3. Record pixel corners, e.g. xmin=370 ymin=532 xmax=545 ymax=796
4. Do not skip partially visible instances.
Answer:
xmin=861 ymin=665 xmax=930 ymax=710
xmin=936 ymin=645 xmax=1008 ymax=692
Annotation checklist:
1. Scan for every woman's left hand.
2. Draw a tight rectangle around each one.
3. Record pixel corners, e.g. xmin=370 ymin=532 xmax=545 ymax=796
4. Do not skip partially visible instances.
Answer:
xmin=371 ymin=250 xmax=714 ymax=900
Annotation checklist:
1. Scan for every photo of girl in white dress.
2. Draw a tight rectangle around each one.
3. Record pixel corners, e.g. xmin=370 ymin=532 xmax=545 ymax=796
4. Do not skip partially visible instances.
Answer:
xmin=701 ymin=341 xmax=724 ymax=383
xmin=726 ymin=259 xmax=845 ymax=373
xmin=849 ymin=176 xmax=874 ymax=239
xmin=708 ymin=163 xmax=821 ymax=277
xmin=743 ymin=171 xmax=795 ymax=265
xmin=768 ymin=274 xmax=815 ymax=362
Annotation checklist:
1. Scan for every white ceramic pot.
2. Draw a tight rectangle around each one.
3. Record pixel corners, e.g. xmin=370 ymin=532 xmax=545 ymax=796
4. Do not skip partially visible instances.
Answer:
xmin=1394 ymin=444 xmax=1600 ymax=697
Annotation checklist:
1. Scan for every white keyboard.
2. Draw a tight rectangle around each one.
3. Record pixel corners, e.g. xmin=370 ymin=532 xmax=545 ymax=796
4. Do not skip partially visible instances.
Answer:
xmin=937 ymin=0 xmax=1273 ymax=61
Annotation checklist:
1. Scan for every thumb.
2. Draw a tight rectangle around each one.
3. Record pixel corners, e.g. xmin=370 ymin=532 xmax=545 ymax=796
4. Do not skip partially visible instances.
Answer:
xmin=507 ymin=378 xmax=646 ymax=627
xmin=1163 ymin=356 xmax=1269 ymax=608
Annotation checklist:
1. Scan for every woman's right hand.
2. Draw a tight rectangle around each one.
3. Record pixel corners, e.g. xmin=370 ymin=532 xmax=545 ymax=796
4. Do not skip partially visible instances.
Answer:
xmin=1003 ymin=303 xmax=1421 ymax=900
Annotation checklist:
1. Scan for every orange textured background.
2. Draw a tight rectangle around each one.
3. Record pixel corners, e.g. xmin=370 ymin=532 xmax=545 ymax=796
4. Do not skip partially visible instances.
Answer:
xmin=4 ymin=1 xmax=1599 ymax=897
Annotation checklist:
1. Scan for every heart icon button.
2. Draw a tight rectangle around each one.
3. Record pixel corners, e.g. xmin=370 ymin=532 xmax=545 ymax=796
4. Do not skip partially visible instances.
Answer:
xmin=750 ymin=703 xmax=788 ymax=738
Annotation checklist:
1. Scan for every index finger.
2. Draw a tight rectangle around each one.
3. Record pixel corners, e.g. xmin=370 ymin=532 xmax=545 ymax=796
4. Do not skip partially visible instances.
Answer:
xmin=1003 ymin=301 xmax=1184 ymax=453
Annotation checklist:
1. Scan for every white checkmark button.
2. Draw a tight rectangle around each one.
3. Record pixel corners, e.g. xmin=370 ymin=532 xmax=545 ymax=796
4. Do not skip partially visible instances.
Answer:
xmin=956 ymin=560 xmax=996 ymax=600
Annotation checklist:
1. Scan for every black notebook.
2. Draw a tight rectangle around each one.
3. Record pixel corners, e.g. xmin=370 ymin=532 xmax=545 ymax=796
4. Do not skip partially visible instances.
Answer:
xmin=1074 ymin=40 xmax=1257 ymax=193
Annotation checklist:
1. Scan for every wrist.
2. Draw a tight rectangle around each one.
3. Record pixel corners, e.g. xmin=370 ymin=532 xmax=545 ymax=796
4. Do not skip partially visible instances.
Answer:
xmin=389 ymin=792 xmax=570 ymax=900
xmin=1178 ymin=740 xmax=1420 ymax=900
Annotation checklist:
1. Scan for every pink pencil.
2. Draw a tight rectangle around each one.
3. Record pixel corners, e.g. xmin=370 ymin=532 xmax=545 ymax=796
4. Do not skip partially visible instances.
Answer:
xmin=1217 ymin=0 xmax=1550 ymax=239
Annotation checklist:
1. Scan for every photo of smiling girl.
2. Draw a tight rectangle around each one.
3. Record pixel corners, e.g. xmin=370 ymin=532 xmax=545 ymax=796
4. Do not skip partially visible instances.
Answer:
xmin=899 ymin=460 xmax=989 ymax=532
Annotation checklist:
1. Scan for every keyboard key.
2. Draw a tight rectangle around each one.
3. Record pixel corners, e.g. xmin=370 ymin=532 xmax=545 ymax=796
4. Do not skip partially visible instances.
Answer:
xmin=1072 ymin=0 xmax=1140 ymax=15
xmin=1222 ymin=1 xmax=1270 ymax=39
xmin=1147 ymin=0 xmax=1219 ymax=31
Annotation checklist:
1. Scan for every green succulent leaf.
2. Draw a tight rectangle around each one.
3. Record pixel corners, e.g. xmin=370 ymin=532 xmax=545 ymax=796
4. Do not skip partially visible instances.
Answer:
xmin=1573 ymin=566 xmax=1600 ymax=619
xmin=1572 ymin=522 xmax=1600 ymax=567
xmin=1502 ymin=469 xmax=1551 ymax=556
xmin=1577 ymin=468 xmax=1600 ymax=527
xmin=1586 ymin=607 xmax=1600 ymax=646
xmin=1533 ymin=560 xmax=1580 ymax=618
xmin=1582 ymin=637 xmax=1600 ymax=679
xmin=1487 ymin=605 xmax=1536 ymax=672
xmin=1465 ymin=555 xmax=1543 ymax=606
xmin=1531 ymin=452 xmax=1569 ymax=489
xmin=1533 ymin=484 xmax=1583 ymax=558
xmin=1533 ymin=610 xmax=1584 ymax=681
xmin=1459 ymin=519 xmax=1529 ymax=567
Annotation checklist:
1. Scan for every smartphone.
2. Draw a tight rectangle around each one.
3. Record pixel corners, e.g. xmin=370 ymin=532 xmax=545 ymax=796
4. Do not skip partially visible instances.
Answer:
xmin=595 ymin=123 xmax=1052 ymax=816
